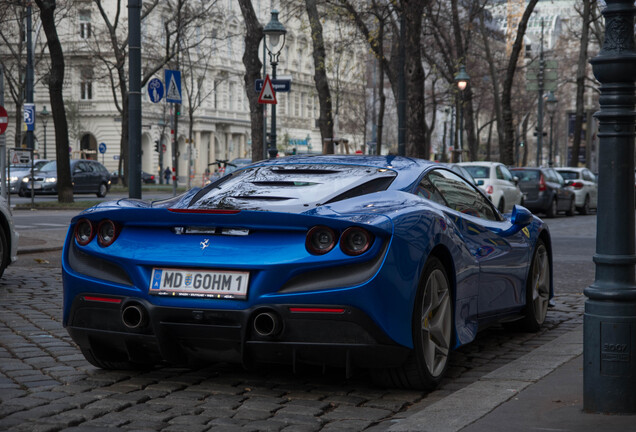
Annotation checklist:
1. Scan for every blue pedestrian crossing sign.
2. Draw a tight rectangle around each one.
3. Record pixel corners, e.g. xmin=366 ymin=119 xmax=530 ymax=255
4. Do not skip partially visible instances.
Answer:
xmin=148 ymin=78 xmax=164 ymax=103
xmin=165 ymin=69 xmax=182 ymax=104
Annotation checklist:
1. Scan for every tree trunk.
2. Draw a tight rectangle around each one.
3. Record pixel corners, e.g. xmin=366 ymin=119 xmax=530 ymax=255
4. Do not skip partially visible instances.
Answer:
xmin=34 ymin=0 xmax=73 ymax=202
xmin=305 ymin=0 xmax=334 ymax=154
xmin=501 ymin=0 xmax=539 ymax=165
xmin=569 ymin=0 xmax=592 ymax=167
xmin=480 ymin=11 xmax=505 ymax=159
xmin=404 ymin=0 xmax=427 ymax=158
xmin=238 ymin=0 xmax=264 ymax=162
xmin=376 ymin=23 xmax=386 ymax=156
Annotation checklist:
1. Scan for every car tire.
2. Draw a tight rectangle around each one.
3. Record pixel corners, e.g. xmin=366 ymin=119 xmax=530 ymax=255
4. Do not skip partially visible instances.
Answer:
xmin=18 ymin=189 xmax=26 ymax=197
xmin=546 ymin=197 xmax=557 ymax=218
xmin=518 ymin=239 xmax=550 ymax=332
xmin=374 ymin=256 xmax=452 ymax=390
xmin=565 ymin=197 xmax=575 ymax=217
xmin=579 ymin=195 xmax=590 ymax=215
xmin=97 ymin=183 xmax=108 ymax=198
xmin=498 ymin=198 xmax=505 ymax=213
xmin=0 ymin=228 xmax=9 ymax=278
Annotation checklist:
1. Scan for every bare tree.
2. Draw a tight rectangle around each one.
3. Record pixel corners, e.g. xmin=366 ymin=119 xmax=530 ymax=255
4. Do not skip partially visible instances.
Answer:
xmin=500 ymin=0 xmax=539 ymax=166
xmin=569 ymin=0 xmax=594 ymax=167
xmin=33 ymin=0 xmax=73 ymax=202
xmin=237 ymin=0 xmax=264 ymax=162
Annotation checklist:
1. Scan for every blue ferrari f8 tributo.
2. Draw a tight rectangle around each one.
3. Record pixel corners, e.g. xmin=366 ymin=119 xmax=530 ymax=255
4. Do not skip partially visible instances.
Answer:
xmin=62 ymin=155 xmax=552 ymax=390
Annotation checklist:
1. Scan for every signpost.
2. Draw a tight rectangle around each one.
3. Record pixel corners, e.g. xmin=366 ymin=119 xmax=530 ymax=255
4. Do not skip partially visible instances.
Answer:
xmin=258 ymin=75 xmax=277 ymax=105
xmin=165 ymin=70 xmax=182 ymax=104
xmin=148 ymin=78 xmax=164 ymax=103
xmin=255 ymin=78 xmax=291 ymax=93
xmin=0 ymin=105 xmax=7 ymax=135
xmin=98 ymin=142 xmax=107 ymax=165
xmin=23 ymin=103 xmax=35 ymax=131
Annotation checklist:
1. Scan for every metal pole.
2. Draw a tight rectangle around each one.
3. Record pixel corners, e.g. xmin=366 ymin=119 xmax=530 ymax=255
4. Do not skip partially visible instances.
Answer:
xmin=458 ymin=92 xmax=464 ymax=163
xmin=262 ymin=41 xmax=268 ymax=160
xmin=0 ymin=66 xmax=6 ymax=200
xmin=26 ymin=3 xmax=34 ymax=151
xmin=548 ymin=115 xmax=554 ymax=167
xmin=127 ymin=0 xmax=142 ymax=199
xmin=536 ymin=18 xmax=545 ymax=167
xmin=584 ymin=0 xmax=636 ymax=413
xmin=397 ymin=14 xmax=406 ymax=157
xmin=268 ymin=60 xmax=278 ymax=159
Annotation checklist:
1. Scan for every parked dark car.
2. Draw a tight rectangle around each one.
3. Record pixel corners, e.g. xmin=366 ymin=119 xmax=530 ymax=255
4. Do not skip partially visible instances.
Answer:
xmin=110 ymin=170 xmax=157 ymax=184
xmin=510 ymin=167 xmax=575 ymax=218
xmin=23 ymin=159 xmax=111 ymax=197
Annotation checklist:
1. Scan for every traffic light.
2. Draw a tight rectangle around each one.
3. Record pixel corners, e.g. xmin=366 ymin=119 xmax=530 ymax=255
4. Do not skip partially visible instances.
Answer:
xmin=154 ymin=140 xmax=159 ymax=152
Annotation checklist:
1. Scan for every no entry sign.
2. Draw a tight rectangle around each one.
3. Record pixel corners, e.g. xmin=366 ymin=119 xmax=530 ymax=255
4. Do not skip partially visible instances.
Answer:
xmin=0 ymin=105 xmax=8 ymax=135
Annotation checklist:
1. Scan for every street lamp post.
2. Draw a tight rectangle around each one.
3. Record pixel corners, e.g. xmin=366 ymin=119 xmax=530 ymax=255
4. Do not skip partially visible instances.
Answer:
xmin=263 ymin=10 xmax=286 ymax=159
xmin=584 ymin=0 xmax=636 ymax=413
xmin=544 ymin=91 xmax=557 ymax=167
xmin=454 ymin=65 xmax=470 ymax=163
xmin=39 ymin=106 xmax=50 ymax=159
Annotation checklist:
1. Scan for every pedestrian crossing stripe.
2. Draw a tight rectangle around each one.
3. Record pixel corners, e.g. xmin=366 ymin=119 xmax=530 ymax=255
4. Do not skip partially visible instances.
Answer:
xmin=258 ymin=75 xmax=277 ymax=105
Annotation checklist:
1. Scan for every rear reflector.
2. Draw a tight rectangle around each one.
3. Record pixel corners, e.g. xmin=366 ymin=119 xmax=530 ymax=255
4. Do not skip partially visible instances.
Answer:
xmin=83 ymin=296 xmax=122 ymax=304
xmin=289 ymin=307 xmax=345 ymax=314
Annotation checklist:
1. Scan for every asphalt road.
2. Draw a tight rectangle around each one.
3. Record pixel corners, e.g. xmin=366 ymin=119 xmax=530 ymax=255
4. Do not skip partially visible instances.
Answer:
xmin=0 ymin=212 xmax=597 ymax=431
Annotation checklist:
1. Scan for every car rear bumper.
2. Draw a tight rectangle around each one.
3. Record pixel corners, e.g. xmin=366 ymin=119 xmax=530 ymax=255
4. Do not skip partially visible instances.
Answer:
xmin=66 ymin=294 xmax=410 ymax=369
xmin=520 ymin=193 xmax=551 ymax=212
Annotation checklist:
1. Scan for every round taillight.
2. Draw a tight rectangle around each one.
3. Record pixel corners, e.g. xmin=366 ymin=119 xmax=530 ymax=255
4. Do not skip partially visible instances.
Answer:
xmin=306 ymin=226 xmax=336 ymax=255
xmin=340 ymin=227 xmax=373 ymax=256
xmin=97 ymin=220 xmax=119 ymax=247
xmin=75 ymin=218 xmax=94 ymax=246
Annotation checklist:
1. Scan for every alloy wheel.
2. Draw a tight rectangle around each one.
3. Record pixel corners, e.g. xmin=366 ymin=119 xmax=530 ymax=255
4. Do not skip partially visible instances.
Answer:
xmin=420 ymin=268 xmax=452 ymax=377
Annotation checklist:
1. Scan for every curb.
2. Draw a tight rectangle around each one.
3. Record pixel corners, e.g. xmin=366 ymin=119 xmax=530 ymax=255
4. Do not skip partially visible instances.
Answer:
xmin=387 ymin=326 xmax=583 ymax=432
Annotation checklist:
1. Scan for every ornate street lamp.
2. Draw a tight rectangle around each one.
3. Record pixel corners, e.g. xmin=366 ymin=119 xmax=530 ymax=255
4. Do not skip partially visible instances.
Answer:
xmin=454 ymin=65 xmax=470 ymax=162
xmin=584 ymin=0 xmax=636 ymax=413
xmin=263 ymin=10 xmax=286 ymax=159
xmin=544 ymin=91 xmax=558 ymax=167
xmin=39 ymin=105 xmax=50 ymax=159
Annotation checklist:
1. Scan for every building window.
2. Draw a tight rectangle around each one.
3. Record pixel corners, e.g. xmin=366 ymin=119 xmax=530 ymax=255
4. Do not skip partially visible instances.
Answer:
xmin=80 ymin=69 xmax=93 ymax=100
xmin=79 ymin=10 xmax=91 ymax=39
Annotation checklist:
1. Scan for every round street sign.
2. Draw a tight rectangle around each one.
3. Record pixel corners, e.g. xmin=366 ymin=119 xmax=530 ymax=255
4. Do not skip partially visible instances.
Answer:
xmin=0 ymin=105 xmax=8 ymax=135
xmin=148 ymin=78 xmax=164 ymax=103
xmin=98 ymin=142 xmax=107 ymax=154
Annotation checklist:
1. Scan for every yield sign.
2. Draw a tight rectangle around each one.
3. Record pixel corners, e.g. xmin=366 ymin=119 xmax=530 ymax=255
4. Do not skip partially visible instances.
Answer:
xmin=0 ymin=105 xmax=8 ymax=135
xmin=258 ymin=75 xmax=277 ymax=105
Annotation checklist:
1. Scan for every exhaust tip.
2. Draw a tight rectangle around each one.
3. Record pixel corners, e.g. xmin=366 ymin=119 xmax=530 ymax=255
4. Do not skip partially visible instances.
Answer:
xmin=253 ymin=311 xmax=282 ymax=338
xmin=122 ymin=304 xmax=147 ymax=329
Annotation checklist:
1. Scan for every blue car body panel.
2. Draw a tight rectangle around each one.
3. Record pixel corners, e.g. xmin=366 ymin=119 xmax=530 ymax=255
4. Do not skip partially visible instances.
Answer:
xmin=62 ymin=155 xmax=552 ymax=369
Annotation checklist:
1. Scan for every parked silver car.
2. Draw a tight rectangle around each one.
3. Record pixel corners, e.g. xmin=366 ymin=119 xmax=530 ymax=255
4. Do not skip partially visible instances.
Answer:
xmin=555 ymin=167 xmax=598 ymax=215
xmin=457 ymin=162 xmax=523 ymax=213
xmin=7 ymin=159 xmax=50 ymax=194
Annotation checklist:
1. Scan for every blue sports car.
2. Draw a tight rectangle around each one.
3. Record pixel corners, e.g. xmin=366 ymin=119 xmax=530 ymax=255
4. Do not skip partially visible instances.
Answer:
xmin=62 ymin=155 xmax=552 ymax=390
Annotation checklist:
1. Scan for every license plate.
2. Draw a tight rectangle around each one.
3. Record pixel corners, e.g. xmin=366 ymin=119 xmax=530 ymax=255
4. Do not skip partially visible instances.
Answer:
xmin=149 ymin=267 xmax=249 ymax=299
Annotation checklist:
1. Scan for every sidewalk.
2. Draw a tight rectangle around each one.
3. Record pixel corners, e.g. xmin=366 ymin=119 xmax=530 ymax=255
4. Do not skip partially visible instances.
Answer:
xmin=17 ymin=230 xmax=66 ymax=254
xmin=388 ymin=325 xmax=636 ymax=431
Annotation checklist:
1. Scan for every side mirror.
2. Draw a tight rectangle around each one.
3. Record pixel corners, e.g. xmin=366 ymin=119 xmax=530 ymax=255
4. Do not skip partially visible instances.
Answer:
xmin=491 ymin=205 xmax=533 ymax=237
xmin=510 ymin=205 xmax=533 ymax=227
xmin=477 ymin=179 xmax=485 ymax=186
xmin=513 ymin=175 xmax=520 ymax=186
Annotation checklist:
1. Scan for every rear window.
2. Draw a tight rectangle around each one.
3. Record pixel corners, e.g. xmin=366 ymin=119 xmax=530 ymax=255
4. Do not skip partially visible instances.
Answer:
xmin=189 ymin=164 xmax=397 ymax=212
xmin=558 ymin=170 xmax=578 ymax=180
xmin=512 ymin=170 xmax=540 ymax=182
xmin=463 ymin=165 xmax=490 ymax=179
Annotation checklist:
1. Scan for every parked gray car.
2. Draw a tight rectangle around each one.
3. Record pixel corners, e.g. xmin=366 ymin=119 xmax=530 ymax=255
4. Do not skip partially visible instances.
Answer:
xmin=23 ymin=159 xmax=111 ymax=197
xmin=511 ymin=167 xmax=575 ymax=218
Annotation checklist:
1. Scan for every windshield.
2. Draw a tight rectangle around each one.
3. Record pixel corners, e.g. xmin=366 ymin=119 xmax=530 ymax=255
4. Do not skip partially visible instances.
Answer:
xmin=463 ymin=165 xmax=490 ymax=179
xmin=39 ymin=161 xmax=57 ymax=171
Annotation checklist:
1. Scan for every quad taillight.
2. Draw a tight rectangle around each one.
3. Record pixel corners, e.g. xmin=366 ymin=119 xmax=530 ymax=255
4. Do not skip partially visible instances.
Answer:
xmin=306 ymin=225 xmax=374 ymax=256
xmin=74 ymin=218 xmax=120 ymax=247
